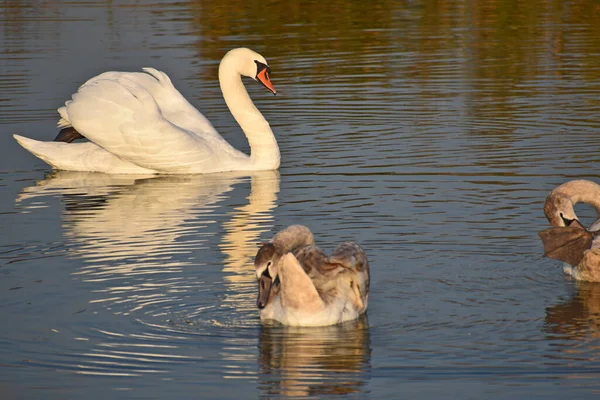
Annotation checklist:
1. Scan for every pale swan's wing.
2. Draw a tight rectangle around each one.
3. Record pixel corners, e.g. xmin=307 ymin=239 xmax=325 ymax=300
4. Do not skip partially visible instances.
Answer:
xmin=295 ymin=242 xmax=369 ymax=275
xmin=63 ymin=72 xmax=248 ymax=173
xmin=13 ymin=134 xmax=157 ymax=174
xmin=590 ymin=218 xmax=600 ymax=233
xmin=280 ymin=253 xmax=325 ymax=311
xmin=72 ymin=68 xmax=220 ymax=140
xmin=328 ymin=242 xmax=368 ymax=272
xmin=329 ymin=242 xmax=370 ymax=295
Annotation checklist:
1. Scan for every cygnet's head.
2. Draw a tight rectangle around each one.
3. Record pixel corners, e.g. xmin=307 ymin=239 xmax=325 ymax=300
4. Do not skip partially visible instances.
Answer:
xmin=254 ymin=243 xmax=283 ymax=309
xmin=544 ymin=192 xmax=578 ymax=227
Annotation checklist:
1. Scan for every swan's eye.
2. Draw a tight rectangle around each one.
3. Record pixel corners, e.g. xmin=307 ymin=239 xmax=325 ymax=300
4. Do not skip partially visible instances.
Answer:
xmin=254 ymin=61 xmax=269 ymax=75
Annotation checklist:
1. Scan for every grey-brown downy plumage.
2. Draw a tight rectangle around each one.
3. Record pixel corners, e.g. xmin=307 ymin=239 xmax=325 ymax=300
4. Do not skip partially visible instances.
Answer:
xmin=254 ymin=225 xmax=369 ymax=326
xmin=539 ymin=180 xmax=600 ymax=281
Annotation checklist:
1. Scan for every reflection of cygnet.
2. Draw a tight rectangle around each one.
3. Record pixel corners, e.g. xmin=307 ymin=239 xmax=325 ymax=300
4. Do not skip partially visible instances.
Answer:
xmin=539 ymin=180 xmax=600 ymax=281
xmin=255 ymin=225 xmax=370 ymax=326
xmin=259 ymin=319 xmax=370 ymax=397
xmin=546 ymin=282 xmax=600 ymax=341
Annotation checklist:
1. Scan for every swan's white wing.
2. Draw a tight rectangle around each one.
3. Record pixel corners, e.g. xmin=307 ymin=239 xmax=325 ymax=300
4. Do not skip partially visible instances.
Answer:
xmin=71 ymin=68 xmax=221 ymax=140
xmin=63 ymin=76 xmax=248 ymax=173
xmin=13 ymin=135 xmax=157 ymax=174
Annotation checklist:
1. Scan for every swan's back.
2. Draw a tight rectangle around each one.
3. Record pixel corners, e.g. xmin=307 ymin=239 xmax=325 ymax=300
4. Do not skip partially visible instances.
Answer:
xmin=330 ymin=242 xmax=370 ymax=291
xmin=73 ymin=69 xmax=220 ymax=139
xmin=292 ymin=241 xmax=369 ymax=308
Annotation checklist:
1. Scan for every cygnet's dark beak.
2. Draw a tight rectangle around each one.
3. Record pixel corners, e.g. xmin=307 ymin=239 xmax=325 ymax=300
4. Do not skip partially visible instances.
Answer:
xmin=257 ymin=272 xmax=273 ymax=309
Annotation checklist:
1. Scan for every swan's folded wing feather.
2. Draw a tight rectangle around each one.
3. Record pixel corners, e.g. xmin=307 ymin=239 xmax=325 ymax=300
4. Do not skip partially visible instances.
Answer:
xmin=80 ymin=69 xmax=220 ymax=139
xmin=329 ymin=242 xmax=370 ymax=296
xmin=328 ymin=242 xmax=369 ymax=272
xmin=279 ymin=253 xmax=325 ymax=311
xmin=65 ymin=76 xmax=246 ymax=173
xmin=13 ymin=135 xmax=157 ymax=174
xmin=590 ymin=218 xmax=600 ymax=233
xmin=293 ymin=246 xmax=334 ymax=276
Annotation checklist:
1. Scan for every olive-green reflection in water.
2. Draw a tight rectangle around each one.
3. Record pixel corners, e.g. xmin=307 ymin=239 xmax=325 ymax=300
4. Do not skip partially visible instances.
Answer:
xmin=546 ymin=281 xmax=600 ymax=342
xmin=258 ymin=317 xmax=370 ymax=397
xmin=16 ymin=170 xmax=279 ymax=320
xmin=189 ymin=0 xmax=600 ymax=82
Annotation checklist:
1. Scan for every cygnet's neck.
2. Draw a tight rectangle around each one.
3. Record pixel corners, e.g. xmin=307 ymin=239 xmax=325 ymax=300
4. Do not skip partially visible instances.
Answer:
xmin=553 ymin=180 xmax=600 ymax=213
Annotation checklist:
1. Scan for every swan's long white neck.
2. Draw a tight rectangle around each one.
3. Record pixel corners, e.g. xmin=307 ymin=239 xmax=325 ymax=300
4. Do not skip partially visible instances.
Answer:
xmin=219 ymin=56 xmax=280 ymax=170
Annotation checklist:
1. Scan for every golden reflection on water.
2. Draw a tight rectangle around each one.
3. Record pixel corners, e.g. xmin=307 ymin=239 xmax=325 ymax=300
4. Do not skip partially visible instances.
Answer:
xmin=17 ymin=170 xmax=279 ymax=318
xmin=258 ymin=318 xmax=371 ymax=397
xmin=546 ymin=281 xmax=600 ymax=342
xmin=219 ymin=171 xmax=279 ymax=315
xmin=544 ymin=281 xmax=600 ymax=377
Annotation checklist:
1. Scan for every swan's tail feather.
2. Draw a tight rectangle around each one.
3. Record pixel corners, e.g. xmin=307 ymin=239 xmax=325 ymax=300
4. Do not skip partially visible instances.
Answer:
xmin=13 ymin=134 xmax=157 ymax=174
xmin=57 ymin=106 xmax=71 ymax=128
xmin=14 ymin=134 xmax=80 ymax=169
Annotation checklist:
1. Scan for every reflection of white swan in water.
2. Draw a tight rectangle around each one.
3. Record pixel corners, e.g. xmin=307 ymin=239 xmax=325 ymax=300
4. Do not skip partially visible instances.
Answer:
xmin=219 ymin=172 xmax=280 ymax=319
xmin=16 ymin=170 xmax=280 ymax=316
xmin=258 ymin=318 xmax=371 ymax=397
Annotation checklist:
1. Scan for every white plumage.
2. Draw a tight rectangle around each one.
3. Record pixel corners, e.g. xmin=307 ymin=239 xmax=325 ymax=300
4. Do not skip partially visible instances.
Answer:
xmin=14 ymin=48 xmax=279 ymax=174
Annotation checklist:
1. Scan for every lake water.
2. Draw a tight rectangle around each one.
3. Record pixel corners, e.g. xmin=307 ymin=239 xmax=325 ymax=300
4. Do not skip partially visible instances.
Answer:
xmin=2 ymin=0 xmax=600 ymax=398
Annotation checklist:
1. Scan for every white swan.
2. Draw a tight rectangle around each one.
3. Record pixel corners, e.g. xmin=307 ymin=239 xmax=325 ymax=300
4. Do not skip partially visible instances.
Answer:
xmin=13 ymin=48 xmax=279 ymax=174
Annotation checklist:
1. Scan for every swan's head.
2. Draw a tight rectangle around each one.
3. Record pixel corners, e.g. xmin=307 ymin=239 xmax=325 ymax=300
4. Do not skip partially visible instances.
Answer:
xmin=544 ymin=191 xmax=578 ymax=227
xmin=222 ymin=47 xmax=276 ymax=95
xmin=254 ymin=242 xmax=283 ymax=309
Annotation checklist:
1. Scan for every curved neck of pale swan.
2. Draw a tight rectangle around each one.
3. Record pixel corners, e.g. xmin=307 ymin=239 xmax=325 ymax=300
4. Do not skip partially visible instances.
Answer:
xmin=219 ymin=60 xmax=280 ymax=170
xmin=271 ymin=225 xmax=315 ymax=252
xmin=546 ymin=180 xmax=600 ymax=225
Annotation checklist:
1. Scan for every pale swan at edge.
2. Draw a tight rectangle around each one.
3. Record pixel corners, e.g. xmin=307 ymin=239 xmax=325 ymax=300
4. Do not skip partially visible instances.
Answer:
xmin=540 ymin=179 xmax=600 ymax=281
xmin=254 ymin=225 xmax=370 ymax=327
xmin=13 ymin=47 xmax=279 ymax=174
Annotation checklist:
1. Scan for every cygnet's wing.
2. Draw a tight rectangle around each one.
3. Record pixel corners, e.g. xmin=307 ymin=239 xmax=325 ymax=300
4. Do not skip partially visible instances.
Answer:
xmin=279 ymin=253 xmax=325 ymax=311
xmin=293 ymin=245 xmax=332 ymax=276
xmin=589 ymin=218 xmax=600 ymax=233
xmin=294 ymin=242 xmax=369 ymax=275
xmin=539 ymin=220 xmax=594 ymax=266
xmin=328 ymin=242 xmax=369 ymax=272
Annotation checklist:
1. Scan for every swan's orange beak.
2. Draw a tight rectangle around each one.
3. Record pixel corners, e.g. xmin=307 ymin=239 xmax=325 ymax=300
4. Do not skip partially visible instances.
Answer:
xmin=256 ymin=68 xmax=277 ymax=95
